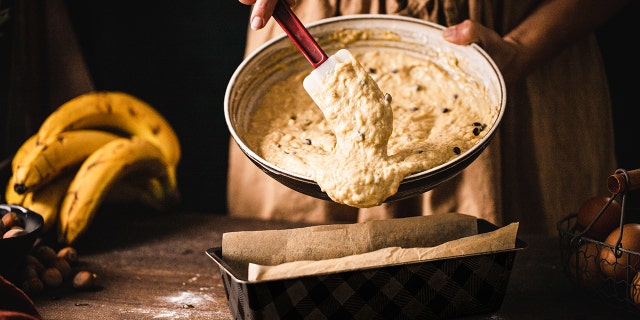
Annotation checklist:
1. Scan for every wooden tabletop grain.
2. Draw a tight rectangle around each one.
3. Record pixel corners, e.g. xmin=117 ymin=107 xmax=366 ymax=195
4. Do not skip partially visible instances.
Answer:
xmin=24 ymin=207 xmax=640 ymax=320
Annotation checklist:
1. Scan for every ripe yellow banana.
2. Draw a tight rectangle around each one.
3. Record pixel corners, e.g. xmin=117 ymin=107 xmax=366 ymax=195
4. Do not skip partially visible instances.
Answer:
xmin=37 ymin=91 xmax=181 ymax=169
xmin=21 ymin=174 xmax=74 ymax=233
xmin=57 ymin=136 xmax=178 ymax=244
xmin=4 ymin=175 xmax=25 ymax=205
xmin=4 ymin=134 xmax=35 ymax=204
xmin=11 ymin=134 xmax=38 ymax=174
xmin=104 ymin=174 xmax=178 ymax=211
xmin=12 ymin=130 xmax=121 ymax=194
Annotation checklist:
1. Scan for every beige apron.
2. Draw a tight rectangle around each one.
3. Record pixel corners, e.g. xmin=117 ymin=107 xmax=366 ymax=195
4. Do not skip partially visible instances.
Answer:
xmin=227 ymin=0 xmax=618 ymax=235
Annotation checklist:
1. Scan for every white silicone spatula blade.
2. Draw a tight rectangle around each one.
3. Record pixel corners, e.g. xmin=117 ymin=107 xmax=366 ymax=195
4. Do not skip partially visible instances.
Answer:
xmin=302 ymin=49 xmax=354 ymax=102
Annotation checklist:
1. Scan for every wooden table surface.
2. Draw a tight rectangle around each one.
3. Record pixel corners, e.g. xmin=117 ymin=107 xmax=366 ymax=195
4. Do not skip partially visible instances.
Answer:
xmin=23 ymin=207 xmax=640 ymax=320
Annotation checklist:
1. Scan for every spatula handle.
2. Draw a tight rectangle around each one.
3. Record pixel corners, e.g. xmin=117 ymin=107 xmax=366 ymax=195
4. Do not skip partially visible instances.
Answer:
xmin=272 ymin=0 xmax=328 ymax=68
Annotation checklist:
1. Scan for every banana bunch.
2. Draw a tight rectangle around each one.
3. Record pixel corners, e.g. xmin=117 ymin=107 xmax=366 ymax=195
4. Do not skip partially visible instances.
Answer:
xmin=4 ymin=91 xmax=181 ymax=245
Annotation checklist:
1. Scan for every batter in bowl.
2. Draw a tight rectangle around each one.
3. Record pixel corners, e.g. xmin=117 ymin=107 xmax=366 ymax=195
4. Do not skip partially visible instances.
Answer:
xmin=246 ymin=49 xmax=497 ymax=207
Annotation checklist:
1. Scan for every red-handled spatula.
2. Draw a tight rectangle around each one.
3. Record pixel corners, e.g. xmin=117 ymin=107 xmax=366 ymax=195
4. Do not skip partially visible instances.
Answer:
xmin=272 ymin=0 xmax=328 ymax=68
xmin=271 ymin=0 xmax=386 ymax=106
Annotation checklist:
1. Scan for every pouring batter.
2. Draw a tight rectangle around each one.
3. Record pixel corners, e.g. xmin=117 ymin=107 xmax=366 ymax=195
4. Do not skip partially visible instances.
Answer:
xmin=247 ymin=48 xmax=496 ymax=207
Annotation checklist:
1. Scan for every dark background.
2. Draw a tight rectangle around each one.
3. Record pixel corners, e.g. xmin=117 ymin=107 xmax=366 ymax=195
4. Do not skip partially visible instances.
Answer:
xmin=596 ymin=1 xmax=640 ymax=206
xmin=0 ymin=1 xmax=638 ymax=214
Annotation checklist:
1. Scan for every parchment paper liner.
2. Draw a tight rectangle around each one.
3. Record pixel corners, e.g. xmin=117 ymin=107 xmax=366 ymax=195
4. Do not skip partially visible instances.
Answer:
xmin=222 ymin=213 xmax=517 ymax=280
xmin=249 ymin=221 xmax=518 ymax=281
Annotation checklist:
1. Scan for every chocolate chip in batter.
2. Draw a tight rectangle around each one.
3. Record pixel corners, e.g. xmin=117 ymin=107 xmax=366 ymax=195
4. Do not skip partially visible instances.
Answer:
xmin=384 ymin=93 xmax=393 ymax=103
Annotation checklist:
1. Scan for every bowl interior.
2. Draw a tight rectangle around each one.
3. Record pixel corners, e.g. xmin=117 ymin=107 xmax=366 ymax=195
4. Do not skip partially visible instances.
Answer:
xmin=225 ymin=14 xmax=506 ymax=203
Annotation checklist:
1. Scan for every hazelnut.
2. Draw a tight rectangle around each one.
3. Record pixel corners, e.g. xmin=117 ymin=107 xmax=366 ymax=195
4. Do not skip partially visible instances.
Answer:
xmin=34 ymin=245 xmax=58 ymax=264
xmin=57 ymin=246 xmax=78 ymax=264
xmin=1 ymin=211 xmax=23 ymax=229
xmin=50 ymin=257 xmax=72 ymax=278
xmin=21 ymin=277 xmax=44 ymax=295
xmin=73 ymin=271 xmax=97 ymax=291
xmin=40 ymin=267 xmax=63 ymax=288
xmin=24 ymin=255 xmax=45 ymax=273
xmin=21 ymin=264 xmax=39 ymax=280
xmin=2 ymin=227 xmax=27 ymax=239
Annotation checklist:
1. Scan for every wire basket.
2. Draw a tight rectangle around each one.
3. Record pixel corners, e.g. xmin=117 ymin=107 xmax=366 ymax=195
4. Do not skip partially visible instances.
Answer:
xmin=557 ymin=168 xmax=640 ymax=315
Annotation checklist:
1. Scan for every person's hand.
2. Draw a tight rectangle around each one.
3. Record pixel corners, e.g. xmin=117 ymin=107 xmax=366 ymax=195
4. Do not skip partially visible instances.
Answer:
xmin=443 ymin=20 xmax=525 ymax=84
xmin=442 ymin=0 xmax=630 ymax=85
xmin=239 ymin=0 xmax=295 ymax=30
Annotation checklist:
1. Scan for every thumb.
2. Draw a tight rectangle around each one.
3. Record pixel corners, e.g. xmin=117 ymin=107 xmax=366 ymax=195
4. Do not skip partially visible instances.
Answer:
xmin=442 ymin=20 xmax=483 ymax=46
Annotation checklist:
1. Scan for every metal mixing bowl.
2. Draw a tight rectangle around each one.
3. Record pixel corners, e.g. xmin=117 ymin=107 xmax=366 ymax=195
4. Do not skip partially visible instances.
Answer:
xmin=225 ymin=15 xmax=506 ymax=203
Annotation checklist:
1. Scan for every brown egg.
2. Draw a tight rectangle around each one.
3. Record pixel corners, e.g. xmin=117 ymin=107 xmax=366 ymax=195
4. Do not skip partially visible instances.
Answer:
xmin=600 ymin=223 xmax=640 ymax=281
xmin=631 ymin=272 xmax=640 ymax=305
xmin=568 ymin=242 xmax=604 ymax=288
xmin=576 ymin=196 xmax=622 ymax=241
